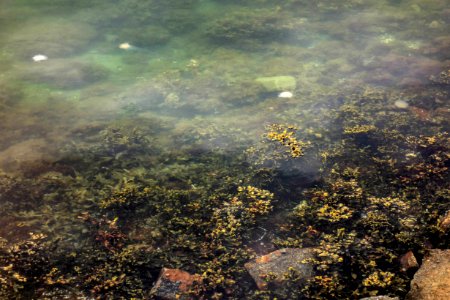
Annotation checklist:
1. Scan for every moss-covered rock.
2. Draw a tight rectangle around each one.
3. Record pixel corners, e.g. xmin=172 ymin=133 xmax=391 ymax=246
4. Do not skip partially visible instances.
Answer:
xmin=255 ymin=76 xmax=297 ymax=92
xmin=204 ymin=9 xmax=294 ymax=44
xmin=245 ymin=248 xmax=315 ymax=290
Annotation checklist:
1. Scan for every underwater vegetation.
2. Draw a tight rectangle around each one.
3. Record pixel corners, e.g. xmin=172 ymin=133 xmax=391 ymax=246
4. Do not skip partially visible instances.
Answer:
xmin=0 ymin=0 xmax=449 ymax=299
xmin=1 ymin=78 xmax=448 ymax=298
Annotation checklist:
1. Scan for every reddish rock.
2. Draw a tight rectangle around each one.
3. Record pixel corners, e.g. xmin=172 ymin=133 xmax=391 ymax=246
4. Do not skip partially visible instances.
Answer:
xmin=400 ymin=251 xmax=419 ymax=272
xmin=406 ymin=249 xmax=450 ymax=300
xmin=244 ymin=248 xmax=314 ymax=290
xmin=408 ymin=106 xmax=433 ymax=122
xmin=150 ymin=268 xmax=201 ymax=300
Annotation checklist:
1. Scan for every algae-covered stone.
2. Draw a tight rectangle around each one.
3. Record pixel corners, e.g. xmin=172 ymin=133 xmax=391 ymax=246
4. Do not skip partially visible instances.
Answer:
xmin=255 ymin=76 xmax=296 ymax=92
xmin=244 ymin=248 xmax=314 ymax=290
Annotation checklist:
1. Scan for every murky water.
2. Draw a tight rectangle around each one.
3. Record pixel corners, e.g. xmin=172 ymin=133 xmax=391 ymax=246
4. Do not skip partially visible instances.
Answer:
xmin=0 ymin=0 xmax=449 ymax=299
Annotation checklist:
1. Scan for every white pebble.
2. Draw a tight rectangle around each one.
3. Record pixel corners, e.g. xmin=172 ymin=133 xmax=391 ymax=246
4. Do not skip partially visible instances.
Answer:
xmin=119 ymin=42 xmax=132 ymax=50
xmin=278 ymin=91 xmax=293 ymax=98
xmin=394 ymin=100 xmax=409 ymax=109
xmin=32 ymin=54 xmax=48 ymax=62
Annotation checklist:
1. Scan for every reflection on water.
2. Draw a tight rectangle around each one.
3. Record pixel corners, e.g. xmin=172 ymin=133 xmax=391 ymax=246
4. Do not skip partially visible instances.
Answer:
xmin=0 ymin=0 xmax=449 ymax=299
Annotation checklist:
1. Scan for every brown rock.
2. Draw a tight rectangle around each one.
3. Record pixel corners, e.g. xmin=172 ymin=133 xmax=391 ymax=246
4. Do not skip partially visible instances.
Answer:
xmin=150 ymin=268 xmax=201 ymax=300
xmin=400 ymin=251 xmax=419 ymax=272
xmin=244 ymin=248 xmax=314 ymax=290
xmin=360 ymin=296 xmax=399 ymax=300
xmin=438 ymin=210 xmax=450 ymax=231
xmin=406 ymin=249 xmax=450 ymax=300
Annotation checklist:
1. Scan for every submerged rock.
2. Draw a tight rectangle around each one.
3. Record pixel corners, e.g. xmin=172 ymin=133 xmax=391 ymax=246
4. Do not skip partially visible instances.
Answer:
xmin=21 ymin=59 xmax=109 ymax=89
xmin=255 ymin=76 xmax=297 ymax=93
xmin=244 ymin=248 xmax=314 ymax=290
xmin=6 ymin=19 xmax=97 ymax=59
xmin=150 ymin=268 xmax=202 ymax=300
xmin=118 ymin=26 xmax=171 ymax=48
xmin=0 ymin=138 xmax=53 ymax=172
xmin=406 ymin=249 xmax=450 ymax=300
xmin=438 ymin=210 xmax=450 ymax=232
xmin=399 ymin=250 xmax=419 ymax=272
xmin=360 ymin=296 xmax=399 ymax=300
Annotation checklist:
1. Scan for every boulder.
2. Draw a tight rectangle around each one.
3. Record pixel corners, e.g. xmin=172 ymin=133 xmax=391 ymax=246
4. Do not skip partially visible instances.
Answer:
xmin=150 ymin=268 xmax=201 ymax=300
xmin=406 ymin=249 xmax=450 ymax=300
xmin=244 ymin=248 xmax=314 ymax=290
xmin=255 ymin=76 xmax=296 ymax=92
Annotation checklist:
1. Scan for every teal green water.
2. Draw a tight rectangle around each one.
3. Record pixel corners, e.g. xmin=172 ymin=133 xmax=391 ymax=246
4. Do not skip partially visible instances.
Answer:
xmin=1 ymin=0 xmax=446 ymax=152
xmin=0 ymin=1 xmax=449 ymax=299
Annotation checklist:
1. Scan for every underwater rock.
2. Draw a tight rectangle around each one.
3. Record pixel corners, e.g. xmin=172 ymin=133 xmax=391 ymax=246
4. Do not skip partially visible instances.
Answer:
xmin=406 ymin=249 xmax=450 ymax=300
xmin=429 ymin=69 xmax=450 ymax=85
xmin=0 ymin=138 xmax=52 ymax=173
xmin=359 ymin=297 xmax=399 ymax=300
xmin=255 ymin=76 xmax=296 ymax=93
xmin=438 ymin=210 xmax=450 ymax=232
xmin=244 ymin=248 xmax=314 ymax=290
xmin=0 ymin=79 xmax=23 ymax=108
xmin=40 ymin=288 xmax=94 ymax=300
xmin=204 ymin=9 xmax=293 ymax=44
xmin=150 ymin=268 xmax=202 ymax=300
xmin=118 ymin=26 xmax=171 ymax=48
xmin=6 ymin=19 xmax=97 ymax=59
xmin=400 ymin=251 xmax=419 ymax=272
xmin=21 ymin=59 xmax=109 ymax=89
xmin=117 ymin=81 xmax=165 ymax=109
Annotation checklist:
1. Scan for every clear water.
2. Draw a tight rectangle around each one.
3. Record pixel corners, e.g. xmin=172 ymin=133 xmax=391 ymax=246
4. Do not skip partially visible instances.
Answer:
xmin=0 ymin=0 xmax=448 ymax=298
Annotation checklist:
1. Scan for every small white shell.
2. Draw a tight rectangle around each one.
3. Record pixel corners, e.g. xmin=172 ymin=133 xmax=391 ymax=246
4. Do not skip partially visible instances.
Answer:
xmin=119 ymin=42 xmax=132 ymax=50
xmin=394 ymin=100 xmax=409 ymax=109
xmin=278 ymin=91 xmax=293 ymax=98
xmin=32 ymin=54 xmax=48 ymax=62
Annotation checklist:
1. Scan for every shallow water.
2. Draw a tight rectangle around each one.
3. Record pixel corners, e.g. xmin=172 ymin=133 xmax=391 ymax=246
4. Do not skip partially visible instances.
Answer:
xmin=0 ymin=0 xmax=449 ymax=298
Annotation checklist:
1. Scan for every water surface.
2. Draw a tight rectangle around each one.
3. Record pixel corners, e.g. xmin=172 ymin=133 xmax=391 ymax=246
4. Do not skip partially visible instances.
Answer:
xmin=0 ymin=0 xmax=449 ymax=298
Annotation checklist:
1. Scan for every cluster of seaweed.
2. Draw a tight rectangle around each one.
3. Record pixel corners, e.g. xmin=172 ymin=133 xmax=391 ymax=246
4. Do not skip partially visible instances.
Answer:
xmin=261 ymin=86 xmax=449 ymax=298
xmin=1 ymin=80 xmax=449 ymax=299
